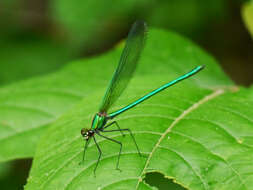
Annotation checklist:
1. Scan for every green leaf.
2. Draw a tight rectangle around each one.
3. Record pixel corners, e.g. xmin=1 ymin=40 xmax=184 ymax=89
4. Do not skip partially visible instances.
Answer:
xmin=0 ymin=51 xmax=114 ymax=162
xmin=50 ymin=0 xmax=226 ymax=52
xmin=242 ymin=1 xmax=253 ymax=38
xmin=25 ymin=84 xmax=253 ymax=190
xmin=0 ymin=28 xmax=230 ymax=162
xmin=0 ymin=36 xmax=72 ymax=85
xmin=23 ymin=29 xmax=252 ymax=190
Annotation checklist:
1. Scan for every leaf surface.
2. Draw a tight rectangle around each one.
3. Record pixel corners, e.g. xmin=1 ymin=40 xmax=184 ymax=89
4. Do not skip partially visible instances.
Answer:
xmin=0 ymin=28 xmax=230 ymax=162
xmin=24 ymin=29 xmax=253 ymax=190
xmin=0 ymin=37 xmax=72 ymax=85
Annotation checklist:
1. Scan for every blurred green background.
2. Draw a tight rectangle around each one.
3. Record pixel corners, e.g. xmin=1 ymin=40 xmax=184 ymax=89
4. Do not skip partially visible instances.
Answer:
xmin=0 ymin=0 xmax=252 ymax=189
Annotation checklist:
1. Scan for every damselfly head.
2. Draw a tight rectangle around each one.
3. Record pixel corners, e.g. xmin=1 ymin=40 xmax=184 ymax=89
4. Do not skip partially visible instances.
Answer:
xmin=81 ymin=128 xmax=94 ymax=140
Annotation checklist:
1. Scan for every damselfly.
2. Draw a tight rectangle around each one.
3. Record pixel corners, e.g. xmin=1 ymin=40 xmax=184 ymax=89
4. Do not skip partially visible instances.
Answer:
xmin=80 ymin=21 xmax=204 ymax=175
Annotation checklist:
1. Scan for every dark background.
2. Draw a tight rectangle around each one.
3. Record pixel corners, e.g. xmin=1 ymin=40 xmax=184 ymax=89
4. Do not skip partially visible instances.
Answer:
xmin=0 ymin=0 xmax=252 ymax=189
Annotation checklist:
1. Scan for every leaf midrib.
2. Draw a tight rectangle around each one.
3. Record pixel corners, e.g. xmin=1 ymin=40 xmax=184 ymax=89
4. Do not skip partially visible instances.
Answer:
xmin=135 ymin=89 xmax=225 ymax=190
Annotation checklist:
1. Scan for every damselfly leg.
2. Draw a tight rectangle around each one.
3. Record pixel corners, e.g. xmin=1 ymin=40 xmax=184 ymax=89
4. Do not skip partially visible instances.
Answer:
xmin=96 ymin=131 xmax=122 ymax=171
xmin=102 ymin=121 xmax=125 ymax=136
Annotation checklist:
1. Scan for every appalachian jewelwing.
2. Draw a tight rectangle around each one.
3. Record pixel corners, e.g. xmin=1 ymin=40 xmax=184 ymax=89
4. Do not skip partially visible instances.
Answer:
xmin=80 ymin=21 xmax=204 ymax=175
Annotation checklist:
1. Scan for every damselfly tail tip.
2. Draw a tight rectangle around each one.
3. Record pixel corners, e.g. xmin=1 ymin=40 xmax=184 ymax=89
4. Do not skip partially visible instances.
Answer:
xmin=200 ymin=65 xmax=206 ymax=69
xmin=196 ymin=65 xmax=205 ymax=71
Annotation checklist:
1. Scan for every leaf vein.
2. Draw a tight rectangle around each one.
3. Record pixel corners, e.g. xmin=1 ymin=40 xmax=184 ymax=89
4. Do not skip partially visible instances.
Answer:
xmin=0 ymin=104 xmax=55 ymax=118
xmin=100 ymin=178 xmax=139 ymax=190
xmin=40 ymin=131 xmax=160 ymax=188
xmin=64 ymin=152 xmax=149 ymax=189
xmin=135 ymin=89 xmax=224 ymax=189
xmin=173 ymin=131 xmax=248 ymax=189
xmin=182 ymin=118 xmax=252 ymax=148
xmin=158 ymin=145 xmax=208 ymax=189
